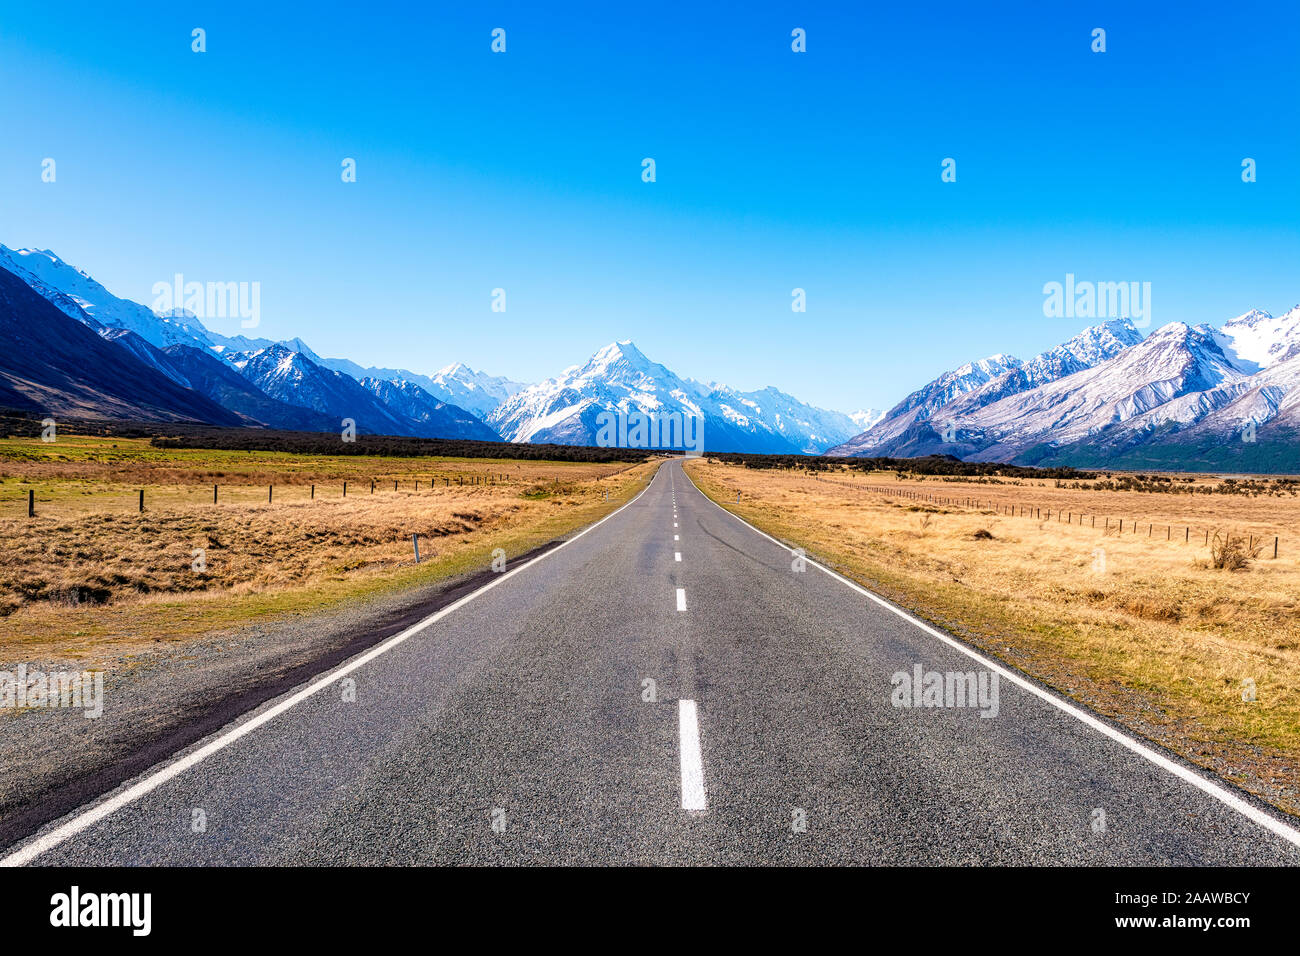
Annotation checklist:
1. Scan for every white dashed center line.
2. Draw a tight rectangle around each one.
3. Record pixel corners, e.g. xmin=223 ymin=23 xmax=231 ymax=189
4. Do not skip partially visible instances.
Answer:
xmin=673 ymin=534 xmax=679 ymax=541
xmin=676 ymin=587 xmax=686 ymax=611
xmin=678 ymin=700 xmax=707 ymax=812
xmin=674 ymin=552 xmax=681 ymax=562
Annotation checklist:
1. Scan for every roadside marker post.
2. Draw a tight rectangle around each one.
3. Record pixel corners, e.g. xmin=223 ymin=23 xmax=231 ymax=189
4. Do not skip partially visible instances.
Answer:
xmin=412 ymin=534 xmax=420 ymax=564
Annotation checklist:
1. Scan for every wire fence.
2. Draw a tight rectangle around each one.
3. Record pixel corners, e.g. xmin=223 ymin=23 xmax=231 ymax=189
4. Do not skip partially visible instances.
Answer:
xmin=6 ymin=460 xmax=645 ymax=520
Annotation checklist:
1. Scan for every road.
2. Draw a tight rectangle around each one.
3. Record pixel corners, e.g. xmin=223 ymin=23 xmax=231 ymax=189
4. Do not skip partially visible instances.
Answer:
xmin=6 ymin=458 xmax=1300 ymax=865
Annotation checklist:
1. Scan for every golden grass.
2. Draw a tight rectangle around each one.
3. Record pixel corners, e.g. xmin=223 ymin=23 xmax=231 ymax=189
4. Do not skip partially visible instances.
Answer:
xmin=686 ymin=459 xmax=1300 ymax=816
xmin=0 ymin=436 xmax=655 ymax=666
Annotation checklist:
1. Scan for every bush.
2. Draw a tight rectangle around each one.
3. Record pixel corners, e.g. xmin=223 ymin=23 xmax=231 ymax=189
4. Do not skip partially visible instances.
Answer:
xmin=1208 ymin=530 xmax=1263 ymax=571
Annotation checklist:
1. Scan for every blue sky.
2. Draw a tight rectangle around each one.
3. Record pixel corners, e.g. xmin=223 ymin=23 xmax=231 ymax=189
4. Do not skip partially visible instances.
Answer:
xmin=0 ymin=1 xmax=1295 ymax=412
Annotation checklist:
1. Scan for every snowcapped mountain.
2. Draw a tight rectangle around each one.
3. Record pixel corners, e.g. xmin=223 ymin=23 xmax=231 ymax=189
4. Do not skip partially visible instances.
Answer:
xmin=829 ymin=353 xmax=1023 ymax=456
xmin=319 ymin=358 xmax=526 ymax=419
xmin=0 ymin=243 xmax=515 ymax=439
xmin=426 ymin=362 xmax=527 ymax=417
xmin=161 ymin=345 xmax=340 ymax=432
xmin=0 ymin=263 xmax=243 ymax=426
xmin=830 ymin=320 xmax=1143 ymax=457
xmin=1032 ymin=325 xmax=1300 ymax=471
xmin=830 ymin=309 xmax=1300 ymax=470
xmin=487 ymin=341 xmax=860 ymax=454
xmin=236 ymin=345 xmax=414 ymax=436
xmin=951 ymin=322 xmax=1246 ymax=461
xmin=0 ymin=246 xmax=213 ymax=351
xmin=359 ymin=377 xmax=501 ymax=441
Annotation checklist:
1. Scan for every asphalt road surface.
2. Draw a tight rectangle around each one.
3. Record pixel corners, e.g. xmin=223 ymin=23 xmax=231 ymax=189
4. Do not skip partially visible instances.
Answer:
xmin=6 ymin=459 xmax=1300 ymax=865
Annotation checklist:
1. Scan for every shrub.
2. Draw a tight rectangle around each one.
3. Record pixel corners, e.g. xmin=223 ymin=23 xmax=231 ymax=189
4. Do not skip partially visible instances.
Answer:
xmin=1208 ymin=530 xmax=1263 ymax=571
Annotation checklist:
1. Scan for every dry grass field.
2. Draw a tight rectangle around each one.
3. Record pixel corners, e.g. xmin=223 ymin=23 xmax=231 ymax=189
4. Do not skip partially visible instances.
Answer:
xmin=0 ymin=435 xmax=655 ymax=667
xmin=685 ymin=458 xmax=1300 ymax=817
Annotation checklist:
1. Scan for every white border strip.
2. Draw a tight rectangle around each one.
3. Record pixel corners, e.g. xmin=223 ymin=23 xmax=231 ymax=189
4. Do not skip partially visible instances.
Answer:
xmin=1 ymin=466 xmax=660 ymax=867
xmin=679 ymin=459 xmax=1300 ymax=850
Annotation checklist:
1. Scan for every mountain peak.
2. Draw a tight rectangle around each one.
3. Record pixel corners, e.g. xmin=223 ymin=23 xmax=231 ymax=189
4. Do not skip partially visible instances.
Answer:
xmin=591 ymin=340 xmax=646 ymax=363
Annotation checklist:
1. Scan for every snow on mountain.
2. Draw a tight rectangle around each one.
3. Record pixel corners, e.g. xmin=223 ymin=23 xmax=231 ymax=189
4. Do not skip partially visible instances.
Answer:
xmin=2 ymin=243 xmax=518 ymax=438
xmin=850 ymin=409 xmax=885 ymax=430
xmin=1213 ymin=306 xmax=1300 ymax=373
xmin=321 ymin=358 xmax=526 ymax=419
xmin=703 ymin=384 xmax=861 ymax=454
xmin=828 ymin=353 xmax=1023 ymax=455
xmin=0 ymin=263 xmax=244 ymax=426
xmin=359 ymin=377 xmax=502 ymax=441
xmin=922 ymin=322 xmax=1247 ymax=462
xmin=830 ymin=320 xmax=1144 ymax=457
xmin=427 ymin=362 xmax=528 ymax=417
xmin=0 ymin=246 xmax=213 ymax=351
xmin=238 ymin=344 xmax=414 ymax=436
xmin=487 ymin=341 xmax=859 ymax=454
xmin=161 ymin=345 xmax=341 ymax=432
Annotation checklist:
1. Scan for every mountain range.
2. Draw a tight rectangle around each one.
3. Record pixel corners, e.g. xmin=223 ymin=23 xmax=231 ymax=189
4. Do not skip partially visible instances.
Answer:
xmin=486 ymin=341 xmax=863 ymax=454
xmin=829 ymin=309 xmax=1300 ymax=471
xmin=0 ymin=245 xmax=862 ymax=453
xmin=2 ymin=243 xmax=1296 ymax=469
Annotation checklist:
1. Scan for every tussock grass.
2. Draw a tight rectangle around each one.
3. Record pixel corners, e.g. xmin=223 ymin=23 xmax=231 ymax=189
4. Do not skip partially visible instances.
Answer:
xmin=687 ymin=459 xmax=1300 ymax=817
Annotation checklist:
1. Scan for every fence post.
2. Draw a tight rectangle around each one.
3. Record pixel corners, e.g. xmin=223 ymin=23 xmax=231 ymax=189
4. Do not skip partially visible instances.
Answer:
xmin=214 ymin=484 xmax=218 ymax=504
xmin=1274 ymin=536 xmax=1279 ymax=559
xmin=311 ymin=484 xmax=315 ymax=499
xmin=28 ymin=488 xmax=34 ymax=517
xmin=139 ymin=489 xmax=144 ymax=512
xmin=343 ymin=481 xmax=347 ymax=497
xmin=269 ymin=484 xmax=273 ymax=503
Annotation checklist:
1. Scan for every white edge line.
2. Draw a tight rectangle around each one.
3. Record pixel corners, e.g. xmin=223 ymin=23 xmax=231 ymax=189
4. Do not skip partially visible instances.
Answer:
xmin=678 ymin=699 xmax=707 ymax=812
xmin=678 ymin=459 xmax=1300 ymax=850
xmin=1 ymin=464 xmax=662 ymax=867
